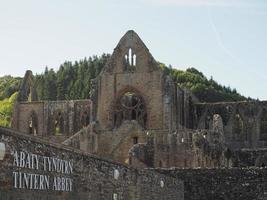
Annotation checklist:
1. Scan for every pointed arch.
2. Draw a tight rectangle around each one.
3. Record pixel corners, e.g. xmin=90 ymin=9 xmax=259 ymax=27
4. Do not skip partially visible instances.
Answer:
xmin=81 ymin=111 xmax=90 ymax=127
xmin=112 ymin=88 xmax=147 ymax=129
xmin=54 ymin=111 xmax=64 ymax=135
xmin=28 ymin=111 xmax=38 ymax=136
xmin=232 ymin=113 xmax=244 ymax=141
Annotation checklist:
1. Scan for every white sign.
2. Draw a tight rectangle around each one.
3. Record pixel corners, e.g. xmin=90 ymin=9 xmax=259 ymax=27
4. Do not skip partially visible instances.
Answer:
xmin=12 ymin=150 xmax=74 ymax=192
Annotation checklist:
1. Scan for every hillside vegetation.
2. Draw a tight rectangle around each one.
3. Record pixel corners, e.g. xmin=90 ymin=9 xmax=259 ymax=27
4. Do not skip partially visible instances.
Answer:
xmin=0 ymin=54 xmax=248 ymax=127
xmin=0 ymin=76 xmax=21 ymax=100
xmin=35 ymin=54 xmax=110 ymax=100
xmin=159 ymin=64 xmax=247 ymax=102
xmin=0 ymin=92 xmax=17 ymax=127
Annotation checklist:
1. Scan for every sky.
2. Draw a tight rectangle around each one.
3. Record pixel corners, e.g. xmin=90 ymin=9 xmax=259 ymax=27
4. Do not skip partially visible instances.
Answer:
xmin=0 ymin=0 xmax=266 ymax=100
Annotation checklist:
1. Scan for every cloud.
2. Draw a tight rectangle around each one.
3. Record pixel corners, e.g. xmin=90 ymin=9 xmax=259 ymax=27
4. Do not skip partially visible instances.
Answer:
xmin=143 ymin=0 xmax=250 ymax=7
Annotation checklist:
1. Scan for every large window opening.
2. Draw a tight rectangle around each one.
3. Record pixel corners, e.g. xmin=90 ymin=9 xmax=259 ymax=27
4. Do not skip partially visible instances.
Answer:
xmin=113 ymin=92 xmax=147 ymax=128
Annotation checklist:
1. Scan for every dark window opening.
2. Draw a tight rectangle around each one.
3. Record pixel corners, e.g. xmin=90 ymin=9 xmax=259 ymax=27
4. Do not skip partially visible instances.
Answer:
xmin=28 ymin=111 xmax=38 ymax=136
xmin=159 ymin=161 xmax=162 ymax=168
xmin=133 ymin=137 xmax=138 ymax=144
xmin=81 ymin=111 xmax=90 ymax=127
xmin=132 ymin=110 xmax=136 ymax=120
xmin=86 ymin=115 xmax=90 ymax=125
xmin=55 ymin=112 xmax=64 ymax=135
xmin=144 ymin=114 xmax=147 ymax=128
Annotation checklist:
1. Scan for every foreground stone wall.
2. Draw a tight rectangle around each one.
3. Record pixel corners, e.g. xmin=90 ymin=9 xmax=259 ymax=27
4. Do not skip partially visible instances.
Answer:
xmin=231 ymin=149 xmax=267 ymax=167
xmin=0 ymin=127 xmax=183 ymax=200
xmin=157 ymin=168 xmax=267 ymax=200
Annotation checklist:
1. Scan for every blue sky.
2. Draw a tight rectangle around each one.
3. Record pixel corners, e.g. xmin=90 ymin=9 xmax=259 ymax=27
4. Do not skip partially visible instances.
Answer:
xmin=0 ymin=0 xmax=266 ymax=100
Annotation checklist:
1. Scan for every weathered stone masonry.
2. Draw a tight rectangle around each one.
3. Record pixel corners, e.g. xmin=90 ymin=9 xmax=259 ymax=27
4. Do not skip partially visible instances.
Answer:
xmin=6 ymin=30 xmax=267 ymax=199
xmin=11 ymin=30 xmax=267 ymax=170
xmin=0 ymin=127 xmax=183 ymax=200
xmin=157 ymin=168 xmax=267 ymax=200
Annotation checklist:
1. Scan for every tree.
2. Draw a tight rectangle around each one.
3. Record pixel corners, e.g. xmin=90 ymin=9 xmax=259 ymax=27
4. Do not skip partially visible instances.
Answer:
xmin=0 ymin=92 xmax=18 ymax=127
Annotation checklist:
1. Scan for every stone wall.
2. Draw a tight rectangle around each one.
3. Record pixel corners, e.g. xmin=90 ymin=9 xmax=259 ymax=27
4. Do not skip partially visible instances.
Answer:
xmin=231 ymin=149 xmax=267 ymax=167
xmin=15 ymin=101 xmax=45 ymax=137
xmin=157 ymin=168 xmax=267 ymax=200
xmin=196 ymin=101 xmax=267 ymax=149
xmin=11 ymin=30 xmax=267 ymax=171
xmin=12 ymin=100 xmax=91 ymax=140
xmin=0 ymin=127 xmax=183 ymax=200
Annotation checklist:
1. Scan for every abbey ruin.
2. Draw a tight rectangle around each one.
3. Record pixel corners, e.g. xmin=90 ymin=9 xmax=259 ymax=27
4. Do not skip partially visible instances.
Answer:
xmin=0 ymin=30 xmax=266 ymax=199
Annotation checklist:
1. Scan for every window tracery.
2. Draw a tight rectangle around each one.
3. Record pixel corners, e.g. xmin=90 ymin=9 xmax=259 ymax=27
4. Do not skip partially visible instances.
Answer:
xmin=113 ymin=92 xmax=147 ymax=128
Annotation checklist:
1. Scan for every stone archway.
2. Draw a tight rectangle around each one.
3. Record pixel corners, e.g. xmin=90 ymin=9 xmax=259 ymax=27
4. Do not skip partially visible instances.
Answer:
xmin=112 ymin=91 xmax=147 ymax=129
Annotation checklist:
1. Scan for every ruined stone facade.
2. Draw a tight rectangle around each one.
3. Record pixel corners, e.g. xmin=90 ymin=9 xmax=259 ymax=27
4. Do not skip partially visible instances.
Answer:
xmin=11 ymin=30 xmax=267 ymax=170
xmin=11 ymin=71 xmax=92 ymax=143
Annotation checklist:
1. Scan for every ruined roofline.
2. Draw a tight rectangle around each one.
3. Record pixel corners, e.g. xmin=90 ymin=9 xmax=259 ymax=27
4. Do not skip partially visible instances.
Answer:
xmin=114 ymin=30 xmax=150 ymax=51
xmin=98 ymin=30 xmax=160 ymax=76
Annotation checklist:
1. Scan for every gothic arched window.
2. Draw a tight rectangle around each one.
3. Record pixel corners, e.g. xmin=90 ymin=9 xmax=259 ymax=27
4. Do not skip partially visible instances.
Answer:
xmin=28 ymin=111 xmax=38 ymax=136
xmin=113 ymin=92 xmax=146 ymax=128
xmin=260 ymin=109 xmax=267 ymax=141
xmin=81 ymin=111 xmax=90 ymax=127
xmin=55 ymin=112 xmax=64 ymax=135
xmin=205 ymin=115 xmax=212 ymax=129
xmin=232 ymin=113 xmax=244 ymax=141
